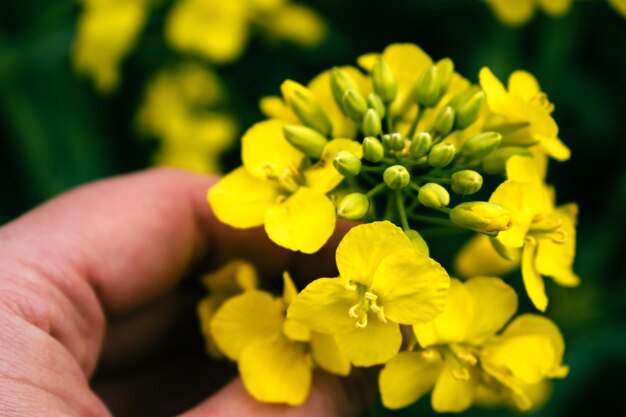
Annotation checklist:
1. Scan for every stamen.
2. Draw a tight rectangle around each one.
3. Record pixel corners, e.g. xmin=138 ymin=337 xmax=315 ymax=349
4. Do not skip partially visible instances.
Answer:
xmin=364 ymin=291 xmax=378 ymax=301
xmin=345 ymin=281 xmax=357 ymax=292
xmin=355 ymin=313 xmax=368 ymax=329
xmin=421 ymin=349 xmax=439 ymax=362
xmin=348 ymin=304 xmax=360 ymax=319
xmin=457 ymin=352 xmax=478 ymax=366
xmin=549 ymin=229 xmax=568 ymax=244
xmin=370 ymin=303 xmax=387 ymax=323
xmin=452 ymin=366 xmax=470 ymax=381
xmin=262 ymin=163 xmax=277 ymax=180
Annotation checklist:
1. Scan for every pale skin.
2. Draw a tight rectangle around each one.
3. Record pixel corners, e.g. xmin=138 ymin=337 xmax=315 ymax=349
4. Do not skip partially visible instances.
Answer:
xmin=0 ymin=168 xmax=374 ymax=417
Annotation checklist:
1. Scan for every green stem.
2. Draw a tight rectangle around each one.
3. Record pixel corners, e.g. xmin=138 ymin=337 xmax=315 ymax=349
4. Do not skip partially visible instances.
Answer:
xmin=417 ymin=175 xmax=451 ymax=184
xmin=406 ymin=107 xmax=423 ymax=139
xmin=420 ymin=227 xmax=470 ymax=237
xmin=408 ymin=213 xmax=457 ymax=227
xmin=395 ymin=190 xmax=410 ymax=231
xmin=366 ymin=182 xmax=388 ymax=198
xmin=360 ymin=171 xmax=379 ymax=186
xmin=361 ymin=165 xmax=385 ymax=173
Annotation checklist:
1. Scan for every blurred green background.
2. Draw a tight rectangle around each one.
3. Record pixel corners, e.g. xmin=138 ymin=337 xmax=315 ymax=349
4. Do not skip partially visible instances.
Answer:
xmin=1 ymin=0 xmax=625 ymax=416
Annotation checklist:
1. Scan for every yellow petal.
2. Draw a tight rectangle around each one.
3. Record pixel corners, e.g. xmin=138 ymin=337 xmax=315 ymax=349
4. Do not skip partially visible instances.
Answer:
xmin=337 ymin=319 xmax=402 ymax=366
xmin=264 ymin=187 xmax=335 ymax=253
xmin=239 ymin=335 xmax=312 ymax=405
xmin=454 ymin=234 xmax=519 ymax=279
xmin=431 ymin=358 xmax=476 ymax=413
xmin=482 ymin=314 xmax=567 ymax=385
xmin=537 ymin=134 xmax=571 ymax=161
xmin=336 ymin=221 xmax=412 ymax=287
xmin=310 ymin=332 xmax=351 ymax=376
xmin=241 ymin=119 xmax=305 ymax=180
xmin=370 ymin=250 xmax=449 ymax=325
xmin=464 ymin=277 xmax=518 ymax=343
xmin=306 ymin=67 xmax=365 ymax=138
xmin=490 ymin=182 xmax=533 ymax=248
xmin=379 ymin=43 xmax=433 ymax=117
xmin=414 ymin=279 xmax=473 ymax=347
xmin=208 ymin=167 xmax=279 ymax=229
xmin=522 ymin=238 xmax=548 ymax=311
xmin=266 ymin=4 xmax=326 ymax=47
xmin=479 ymin=67 xmax=523 ymax=118
xmin=201 ymin=259 xmax=258 ymax=294
xmin=197 ymin=297 xmax=223 ymax=357
xmin=379 ymin=351 xmax=442 ymax=409
xmin=210 ymin=290 xmax=284 ymax=360
xmin=537 ymin=0 xmax=572 ymax=16
xmin=508 ymin=70 xmax=541 ymax=102
xmin=282 ymin=271 xmax=298 ymax=305
xmin=609 ymin=0 xmax=626 ymax=17
xmin=283 ymin=318 xmax=311 ymax=342
xmin=485 ymin=0 xmax=535 ymax=26
xmin=505 ymin=155 xmax=542 ymax=184
xmin=535 ymin=205 xmax=580 ymax=287
xmin=356 ymin=52 xmax=379 ymax=71
xmin=259 ymin=96 xmax=298 ymax=122
xmin=287 ymin=277 xmax=357 ymax=334
xmin=305 ymin=138 xmax=362 ymax=193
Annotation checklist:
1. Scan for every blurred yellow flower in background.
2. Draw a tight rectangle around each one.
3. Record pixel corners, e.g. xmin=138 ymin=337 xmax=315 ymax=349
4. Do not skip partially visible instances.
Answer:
xmin=166 ymin=0 xmax=326 ymax=64
xmin=137 ymin=63 xmax=237 ymax=173
xmin=73 ymin=0 xmax=149 ymax=92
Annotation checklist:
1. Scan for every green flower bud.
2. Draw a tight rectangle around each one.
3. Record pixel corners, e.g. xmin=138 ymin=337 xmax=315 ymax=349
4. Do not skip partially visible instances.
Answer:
xmin=450 ymin=202 xmax=512 ymax=235
xmin=337 ymin=193 xmax=369 ymax=220
xmin=435 ymin=57 xmax=454 ymax=96
xmin=451 ymin=170 xmax=483 ymax=195
xmin=333 ymin=150 xmax=362 ymax=177
xmin=433 ymin=106 xmax=455 ymax=136
xmin=390 ymin=133 xmax=407 ymax=151
xmin=418 ymin=182 xmax=450 ymax=208
xmin=372 ymin=58 xmax=397 ymax=103
xmin=342 ymin=89 xmax=368 ymax=121
xmin=462 ymin=132 xmax=502 ymax=159
xmin=414 ymin=66 xmax=441 ymax=107
xmin=448 ymin=86 xmax=480 ymax=110
xmin=330 ymin=67 xmax=360 ymax=114
xmin=290 ymin=90 xmax=332 ymax=136
xmin=404 ymin=229 xmax=429 ymax=256
xmin=362 ymin=108 xmax=382 ymax=137
xmin=362 ymin=136 xmax=384 ymax=163
xmin=367 ymin=93 xmax=386 ymax=118
xmin=383 ymin=165 xmax=410 ymax=189
xmin=283 ymin=125 xmax=328 ymax=158
xmin=428 ymin=142 xmax=456 ymax=168
xmin=409 ymin=132 xmax=433 ymax=159
xmin=481 ymin=146 xmax=533 ymax=174
xmin=455 ymin=90 xmax=485 ymax=130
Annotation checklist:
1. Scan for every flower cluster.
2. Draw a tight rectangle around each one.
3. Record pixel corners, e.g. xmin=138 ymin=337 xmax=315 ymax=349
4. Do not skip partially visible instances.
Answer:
xmin=202 ymin=43 xmax=578 ymax=412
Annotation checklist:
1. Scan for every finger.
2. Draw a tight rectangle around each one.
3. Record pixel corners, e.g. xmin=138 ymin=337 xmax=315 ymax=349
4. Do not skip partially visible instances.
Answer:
xmin=180 ymin=370 xmax=377 ymax=417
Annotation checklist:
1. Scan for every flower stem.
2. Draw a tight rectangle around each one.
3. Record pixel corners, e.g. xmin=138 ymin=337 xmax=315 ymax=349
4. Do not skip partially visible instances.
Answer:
xmin=408 ymin=212 xmax=457 ymax=227
xmin=395 ymin=190 xmax=410 ymax=231
xmin=406 ymin=107 xmax=423 ymax=139
xmin=366 ymin=182 xmax=388 ymax=198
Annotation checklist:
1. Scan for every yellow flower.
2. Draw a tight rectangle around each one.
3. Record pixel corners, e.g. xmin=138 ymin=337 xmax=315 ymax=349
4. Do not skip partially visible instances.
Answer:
xmin=137 ymin=64 xmax=237 ymax=174
xmin=490 ymin=156 xmax=579 ymax=311
xmin=479 ymin=67 xmax=570 ymax=161
xmin=198 ymin=260 xmax=258 ymax=358
xmin=209 ymin=272 xmax=350 ymax=405
xmin=287 ymin=221 xmax=450 ymax=366
xmin=484 ymin=0 xmax=573 ymax=26
xmin=208 ymin=118 xmax=362 ymax=253
xmin=166 ymin=0 xmax=326 ymax=64
xmin=73 ymin=0 xmax=149 ymax=92
xmin=454 ymin=234 xmax=520 ymax=279
xmin=610 ymin=0 xmax=626 ymax=17
xmin=379 ymin=277 xmax=567 ymax=412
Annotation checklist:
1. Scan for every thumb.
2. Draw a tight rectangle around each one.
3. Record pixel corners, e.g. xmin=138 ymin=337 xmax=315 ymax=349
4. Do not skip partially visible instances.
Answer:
xmin=180 ymin=369 xmax=377 ymax=417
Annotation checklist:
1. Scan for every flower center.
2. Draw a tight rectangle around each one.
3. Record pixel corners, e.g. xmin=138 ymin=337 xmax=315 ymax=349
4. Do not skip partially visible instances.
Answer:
xmin=344 ymin=280 xmax=387 ymax=329
xmin=529 ymin=214 xmax=567 ymax=244
xmin=263 ymin=162 xmax=304 ymax=195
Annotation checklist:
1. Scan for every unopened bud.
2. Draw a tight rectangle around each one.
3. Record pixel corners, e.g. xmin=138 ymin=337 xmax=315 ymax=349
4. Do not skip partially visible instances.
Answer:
xmin=451 ymin=170 xmax=483 ymax=195
xmin=337 ymin=193 xmax=369 ymax=220
xmin=409 ymin=132 xmax=432 ymax=159
xmin=367 ymin=93 xmax=386 ymax=118
xmin=291 ymin=90 xmax=332 ymax=136
xmin=455 ymin=90 xmax=485 ymax=130
xmin=372 ymin=58 xmax=397 ymax=103
xmin=428 ymin=142 xmax=456 ymax=168
xmin=330 ymin=68 xmax=360 ymax=114
xmin=462 ymin=132 xmax=502 ymax=159
xmin=362 ymin=136 xmax=384 ymax=163
xmin=433 ymin=106 xmax=455 ymax=136
xmin=342 ymin=89 xmax=368 ymax=121
xmin=414 ymin=66 xmax=441 ymax=107
xmin=481 ymin=146 xmax=533 ymax=174
xmin=404 ymin=229 xmax=429 ymax=256
xmin=362 ymin=109 xmax=382 ymax=137
xmin=283 ymin=125 xmax=328 ymax=158
xmin=333 ymin=151 xmax=362 ymax=177
xmin=389 ymin=133 xmax=406 ymax=151
xmin=418 ymin=183 xmax=450 ymax=208
xmin=435 ymin=58 xmax=454 ymax=96
xmin=450 ymin=202 xmax=512 ymax=235
xmin=383 ymin=165 xmax=410 ymax=189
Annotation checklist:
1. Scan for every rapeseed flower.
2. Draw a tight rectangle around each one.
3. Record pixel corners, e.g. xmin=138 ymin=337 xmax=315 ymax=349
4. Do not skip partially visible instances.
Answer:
xmin=288 ymin=221 xmax=450 ymax=366
xmin=380 ymin=277 xmax=568 ymax=412
xmin=209 ymin=272 xmax=349 ymax=405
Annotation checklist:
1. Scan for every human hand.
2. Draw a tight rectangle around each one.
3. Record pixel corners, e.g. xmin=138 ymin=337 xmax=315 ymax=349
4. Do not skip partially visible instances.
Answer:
xmin=0 ymin=169 xmax=374 ymax=416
